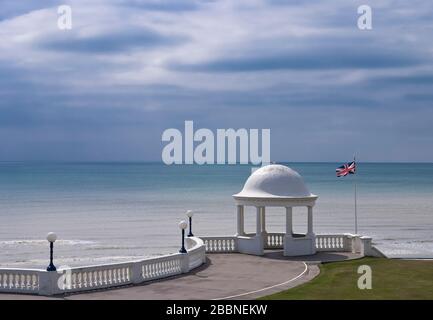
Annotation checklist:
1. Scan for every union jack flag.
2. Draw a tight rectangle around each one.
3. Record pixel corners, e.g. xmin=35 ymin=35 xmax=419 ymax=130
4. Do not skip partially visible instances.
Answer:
xmin=336 ymin=161 xmax=356 ymax=177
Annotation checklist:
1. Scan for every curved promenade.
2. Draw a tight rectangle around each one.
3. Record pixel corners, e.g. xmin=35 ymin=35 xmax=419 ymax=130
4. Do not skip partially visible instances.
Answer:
xmin=0 ymin=251 xmax=360 ymax=300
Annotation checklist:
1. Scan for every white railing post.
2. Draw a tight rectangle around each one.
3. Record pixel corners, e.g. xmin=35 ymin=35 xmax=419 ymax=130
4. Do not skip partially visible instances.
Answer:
xmin=180 ymin=253 xmax=190 ymax=273
xmin=352 ymin=235 xmax=362 ymax=253
xmin=360 ymin=236 xmax=373 ymax=256
xmin=131 ymin=262 xmax=142 ymax=284
xmin=343 ymin=233 xmax=353 ymax=251
xmin=38 ymin=272 xmax=49 ymax=296
xmin=38 ymin=271 xmax=61 ymax=296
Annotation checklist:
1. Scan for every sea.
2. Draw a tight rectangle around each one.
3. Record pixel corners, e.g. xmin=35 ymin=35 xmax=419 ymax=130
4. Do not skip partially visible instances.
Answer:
xmin=0 ymin=162 xmax=432 ymax=268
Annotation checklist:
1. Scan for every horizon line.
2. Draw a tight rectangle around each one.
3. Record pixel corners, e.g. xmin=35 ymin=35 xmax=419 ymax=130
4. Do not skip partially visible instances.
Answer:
xmin=0 ymin=160 xmax=432 ymax=164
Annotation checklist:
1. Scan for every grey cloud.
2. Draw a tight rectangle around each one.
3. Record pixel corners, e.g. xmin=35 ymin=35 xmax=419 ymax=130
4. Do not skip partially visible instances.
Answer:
xmin=403 ymin=93 xmax=433 ymax=102
xmin=170 ymin=42 xmax=424 ymax=72
xmin=1 ymin=0 xmax=433 ymax=161
xmin=371 ymin=74 xmax=433 ymax=86
xmin=39 ymin=27 xmax=186 ymax=53
xmin=0 ymin=0 xmax=199 ymax=21
xmin=0 ymin=0 xmax=63 ymax=21
xmin=115 ymin=0 xmax=200 ymax=12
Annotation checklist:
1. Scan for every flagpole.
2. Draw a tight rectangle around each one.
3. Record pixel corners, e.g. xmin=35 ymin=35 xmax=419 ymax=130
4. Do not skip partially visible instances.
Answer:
xmin=354 ymin=155 xmax=358 ymax=234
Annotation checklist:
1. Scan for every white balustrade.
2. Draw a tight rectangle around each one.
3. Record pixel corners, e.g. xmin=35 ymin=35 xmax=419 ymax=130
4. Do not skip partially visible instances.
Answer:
xmin=139 ymin=254 xmax=183 ymax=281
xmin=66 ymin=262 xmax=132 ymax=291
xmin=0 ymin=234 xmax=374 ymax=296
xmin=315 ymin=234 xmax=350 ymax=251
xmin=265 ymin=233 xmax=284 ymax=249
xmin=202 ymin=234 xmax=357 ymax=252
xmin=201 ymin=236 xmax=237 ymax=253
xmin=0 ymin=237 xmax=205 ymax=296
xmin=0 ymin=269 xmax=41 ymax=293
xmin=186 ymin=237 xmax=206 ymax=269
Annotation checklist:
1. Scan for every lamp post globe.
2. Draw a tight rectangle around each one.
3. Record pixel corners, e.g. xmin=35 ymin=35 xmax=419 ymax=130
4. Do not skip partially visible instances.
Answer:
xmin=179 ymin=220 xmax=188 ymax=230
xmin=186 ymin=210 xmax=194 ymax=237
xmin=46 ymin=232 xmax=57 ymax=271
xmin=47 ymin=232 xmax=57 ymax=243
xmin=179 ymin=220 xmax=187 ymax=253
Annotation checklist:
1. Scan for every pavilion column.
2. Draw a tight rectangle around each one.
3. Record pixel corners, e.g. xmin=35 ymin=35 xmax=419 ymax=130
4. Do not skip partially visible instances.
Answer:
xmin=236 ymin=205 xmax=245 ymax=236
xmin=307 ymin=206 xmax=313 ymax=236
xmin=261 ymin=207 xmax=266 ymax=233
xmin=240 ymin=205 xmax=245 ymax=235
xmin=285 ymin=207 xmax=293 ymax=237
xmin=256 ymin=206 xmax=262 ymax=236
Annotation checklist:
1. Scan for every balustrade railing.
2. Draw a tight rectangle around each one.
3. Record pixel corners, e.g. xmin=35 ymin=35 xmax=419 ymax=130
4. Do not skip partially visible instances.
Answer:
xmin=65 ymin=262 xmax=133 ymax=292
xmin=200 ymin=236 xmax=237 ymax=253
xmin=202 ymin=233 xmax=357 ymax=252
xmin=265 ymin=233 xmax=284 ymax=249
xmin=0 ymin=269 xmax=41 ymax=294
xmin=0 ymin=233 xmax=376 ymax=296
xmin=0 ymin=237 xmax=205 ymax=296
xmin=139 ymin=254 xmax=183 ymax=282
xmin=186 ymin=237 xmax=206 ymax=269
xmin=315 ymin=234 xmax=350 ymax=251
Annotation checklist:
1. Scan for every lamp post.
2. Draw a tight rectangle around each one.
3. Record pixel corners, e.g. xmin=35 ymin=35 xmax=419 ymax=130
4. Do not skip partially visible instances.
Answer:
xmin=46 ymin=232 xmax=57 ymax=272
xmin=186 ymin=210 xmax=194 ymax=237
xmin=178 ymin=220 xmax=187 ymax=253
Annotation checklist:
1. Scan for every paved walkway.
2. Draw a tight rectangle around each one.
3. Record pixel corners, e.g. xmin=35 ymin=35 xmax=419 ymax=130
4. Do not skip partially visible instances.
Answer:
xmin=0 ymin=251 xmax=361 ymax=300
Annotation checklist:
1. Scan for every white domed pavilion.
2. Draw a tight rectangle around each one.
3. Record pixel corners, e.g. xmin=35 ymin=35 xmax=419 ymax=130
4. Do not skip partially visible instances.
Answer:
xmin=232 ymin=164 xmax=318 ymax=256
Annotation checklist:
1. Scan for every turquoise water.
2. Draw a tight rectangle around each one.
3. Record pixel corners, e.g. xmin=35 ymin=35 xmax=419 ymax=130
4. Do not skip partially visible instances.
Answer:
xmin=0 ymin=162 xmax=432 ymax=267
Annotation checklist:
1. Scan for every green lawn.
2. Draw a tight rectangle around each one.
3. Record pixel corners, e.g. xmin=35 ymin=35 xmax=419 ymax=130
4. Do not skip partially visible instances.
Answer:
xmin=261 ymin=257 xmax=433 ymax=300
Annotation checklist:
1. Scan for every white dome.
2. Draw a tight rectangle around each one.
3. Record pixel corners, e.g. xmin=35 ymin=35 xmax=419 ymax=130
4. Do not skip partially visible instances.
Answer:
xmin=234 ymin=164 xmax=313 ymax=199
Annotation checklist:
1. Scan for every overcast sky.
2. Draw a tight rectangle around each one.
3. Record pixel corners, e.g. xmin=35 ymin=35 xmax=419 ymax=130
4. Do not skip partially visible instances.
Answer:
xmin=1 ymin=0 xmax=432 ymax=162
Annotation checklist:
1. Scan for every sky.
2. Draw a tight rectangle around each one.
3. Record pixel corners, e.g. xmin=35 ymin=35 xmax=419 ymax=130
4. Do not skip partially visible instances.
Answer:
xmin=0 ymin=0 xmax=433 ymax=162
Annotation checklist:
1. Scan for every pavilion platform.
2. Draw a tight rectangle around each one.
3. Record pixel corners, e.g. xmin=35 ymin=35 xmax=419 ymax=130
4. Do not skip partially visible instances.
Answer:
xmin=0 ymin=250 xmax=362 ymax=300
